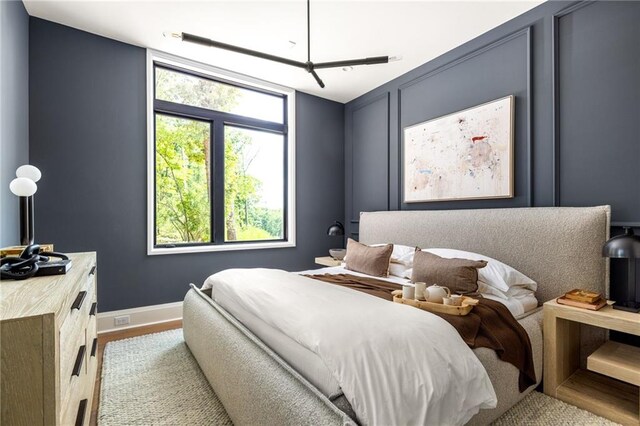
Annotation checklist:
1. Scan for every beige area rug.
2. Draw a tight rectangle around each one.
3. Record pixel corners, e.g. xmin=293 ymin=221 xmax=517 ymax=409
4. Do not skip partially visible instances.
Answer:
xmin=99 ymin=329 xmax=619 ymax=425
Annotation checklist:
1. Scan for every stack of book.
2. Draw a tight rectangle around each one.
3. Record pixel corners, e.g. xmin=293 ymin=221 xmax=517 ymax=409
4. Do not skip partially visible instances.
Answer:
xmin=557 ymin=289 xmax=607 ymax=310
xmin=1 ymin=244 xmax=54 ymax=258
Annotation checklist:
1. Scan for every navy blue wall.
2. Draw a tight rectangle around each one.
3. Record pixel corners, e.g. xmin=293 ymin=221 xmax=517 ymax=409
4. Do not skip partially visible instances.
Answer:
xmin=1 ymin=0 xmax=29 ymax=246
xmin=29 ymin=18 xmax=345 ymax=312
xmin=345 ymin=1 xmax=640 ymax=306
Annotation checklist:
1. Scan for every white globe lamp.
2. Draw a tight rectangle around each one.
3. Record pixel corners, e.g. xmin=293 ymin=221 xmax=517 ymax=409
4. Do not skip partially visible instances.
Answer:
xmin=16 ymin=165 xmax=42 ymax=182
xmin=9 ymin=177 xmax=37 ymax=197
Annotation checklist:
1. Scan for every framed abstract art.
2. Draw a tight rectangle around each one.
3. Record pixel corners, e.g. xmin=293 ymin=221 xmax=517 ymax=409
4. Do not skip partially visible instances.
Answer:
xmin=403 ymin=95 xmax=514 ymax=203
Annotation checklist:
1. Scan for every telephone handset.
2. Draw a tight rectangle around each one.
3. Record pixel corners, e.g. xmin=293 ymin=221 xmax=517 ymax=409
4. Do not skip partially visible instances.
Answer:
xmin=1 ymin=244 xmax=70 ymax=280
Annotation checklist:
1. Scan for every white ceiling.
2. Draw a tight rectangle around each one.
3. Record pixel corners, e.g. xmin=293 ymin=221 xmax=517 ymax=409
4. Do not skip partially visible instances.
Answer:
xmin=23 ymin=0 xmax=543 ymax=103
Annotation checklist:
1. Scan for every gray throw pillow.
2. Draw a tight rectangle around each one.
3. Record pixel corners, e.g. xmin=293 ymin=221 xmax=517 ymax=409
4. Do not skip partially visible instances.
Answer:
xmin=345 ymin=238 xmax=393 ymax=277
xmin=411 ymin=250 xmax=487 ymax=294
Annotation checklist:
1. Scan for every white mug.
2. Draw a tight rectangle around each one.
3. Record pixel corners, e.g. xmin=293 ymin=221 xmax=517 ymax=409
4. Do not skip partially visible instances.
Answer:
xmin=443 ymin=297 xmax=456 ymax=306
xmin=402 ymin=285 xmax=415 ymax=300
xmin=450 ymin=294 xmax=464 ymax=306
xmin=414 ymin=282 xmax=427 ymax=300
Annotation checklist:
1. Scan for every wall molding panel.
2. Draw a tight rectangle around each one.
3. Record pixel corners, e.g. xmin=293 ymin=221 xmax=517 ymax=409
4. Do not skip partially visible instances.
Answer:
xmin=397 ymin=27 xmax=532 ymax=211
xmin=553 ymin=1 xmax=640 ymax=223
xmin=551 ymin=0 xmax=595 ymax=206
xmin=345 ymin=92 xmax=390 ymax=235
xmin=398 ymin=27 xmax=532 ymax=94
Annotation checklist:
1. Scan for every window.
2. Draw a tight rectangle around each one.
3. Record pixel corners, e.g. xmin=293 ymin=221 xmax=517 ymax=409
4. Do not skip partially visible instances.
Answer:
xmin=147 ymin=51 xmax=295 ymax=254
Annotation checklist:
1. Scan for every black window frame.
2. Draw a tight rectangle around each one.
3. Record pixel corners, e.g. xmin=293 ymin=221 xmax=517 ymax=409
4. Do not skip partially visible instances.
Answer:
xmin=152 ymin=62 xmax=289 ymax=249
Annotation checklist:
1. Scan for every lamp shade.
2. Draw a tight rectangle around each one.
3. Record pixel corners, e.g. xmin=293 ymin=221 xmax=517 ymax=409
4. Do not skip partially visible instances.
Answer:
xmin=16 ymin=165 xmax=41 ymax=182
xmin=602 ymin=227 xmax=640 ymax=258
xmin=9 ymin=178 xmax=37 ymax=197
xmin=327 ymin=221 xmax=344 ymax=236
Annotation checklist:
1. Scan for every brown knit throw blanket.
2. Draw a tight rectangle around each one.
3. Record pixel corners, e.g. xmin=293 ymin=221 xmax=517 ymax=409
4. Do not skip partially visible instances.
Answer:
xmin=303 ymin=273 xmax=536 ymax=392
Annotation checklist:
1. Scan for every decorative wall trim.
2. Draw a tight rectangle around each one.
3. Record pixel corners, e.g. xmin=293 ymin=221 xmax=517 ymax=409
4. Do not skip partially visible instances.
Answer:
xmin=551 ymin=1 xmax=596 ymax=206
xmin=524 ymin=26 xmax=533 ymax=207
xmin=397 ymin=26 xmax=533 ymax=208
xmin=398 ymin=26 xmax=531 ymax=92
xmin=97 ymin=301 xmax=182 ymax=334
xmin=349 ymin=92 xmax=390 ymax=223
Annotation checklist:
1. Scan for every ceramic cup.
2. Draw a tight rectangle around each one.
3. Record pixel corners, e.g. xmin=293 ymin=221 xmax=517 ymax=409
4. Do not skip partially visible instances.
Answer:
xmin=450 ymin=294 xmax=464 ymax=306
xmin=414 ymin=282 xmax=427 ymax=300
xmin=443 ymin=296 xmax=456 ymax=306
xmin=402 ymin=284 xmax=415 ymax=300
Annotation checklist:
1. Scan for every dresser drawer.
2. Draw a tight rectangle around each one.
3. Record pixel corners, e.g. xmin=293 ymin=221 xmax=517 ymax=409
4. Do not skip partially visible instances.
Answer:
xmin=60 ymin=321 xmax=97 ymax=426
xmin=87 ymin=315 xmax=98 ymax=368
xmin=59 ymin=267 xmax=95 ymax=406
xmin=60 ymin=360 xmax=85 ymax=426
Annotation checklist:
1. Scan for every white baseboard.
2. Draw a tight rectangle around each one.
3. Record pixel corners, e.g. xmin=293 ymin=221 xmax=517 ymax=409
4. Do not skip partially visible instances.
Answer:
xmin=97 ymin=301 xmax=183 ymax=334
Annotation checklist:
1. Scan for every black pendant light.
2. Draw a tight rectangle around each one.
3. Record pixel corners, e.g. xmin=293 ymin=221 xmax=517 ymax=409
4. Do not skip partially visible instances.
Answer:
xmin=167 ymin=0 xmax=398 ymax=88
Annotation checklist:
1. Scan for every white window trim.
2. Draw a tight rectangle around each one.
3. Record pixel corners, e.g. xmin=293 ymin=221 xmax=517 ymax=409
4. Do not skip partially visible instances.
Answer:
xmin=146 ymin=49 xmax=296 ymax=255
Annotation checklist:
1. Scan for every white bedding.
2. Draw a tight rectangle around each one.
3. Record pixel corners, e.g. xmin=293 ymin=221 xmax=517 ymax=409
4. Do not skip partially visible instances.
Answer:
xmin=203 ymin=268 xmax=497 ymax=426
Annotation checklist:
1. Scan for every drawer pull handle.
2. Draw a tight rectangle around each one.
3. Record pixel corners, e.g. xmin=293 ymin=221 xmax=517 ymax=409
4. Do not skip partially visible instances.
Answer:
xmin=72 ymin=345 xmax=86 ymax=377
xmin=91 ymin=337 xmax=98 ymax=357
xmin=89 ymin=265 xmax=96 ymax=276
xmin=75 ymin=399 xmax=88 ymax=426
xmin=71 ymin=291 xmax=87 ymax=311
xmin=89 ymin=302 xmax=97 ymax=316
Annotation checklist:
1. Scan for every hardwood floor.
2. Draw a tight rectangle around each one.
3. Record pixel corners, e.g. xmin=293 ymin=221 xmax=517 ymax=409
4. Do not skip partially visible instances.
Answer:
xmin=89 ymin=320 xmax=183 ymax=426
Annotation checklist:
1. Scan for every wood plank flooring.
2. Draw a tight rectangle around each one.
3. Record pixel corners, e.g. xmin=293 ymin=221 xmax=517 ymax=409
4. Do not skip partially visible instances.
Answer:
xmin=89 ymin=320 xmax=183 ymax=426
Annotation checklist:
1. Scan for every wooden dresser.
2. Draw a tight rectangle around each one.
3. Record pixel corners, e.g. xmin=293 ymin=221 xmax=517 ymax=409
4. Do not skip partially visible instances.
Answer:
xmin=1 ymin=252 xmax=98 ymax=426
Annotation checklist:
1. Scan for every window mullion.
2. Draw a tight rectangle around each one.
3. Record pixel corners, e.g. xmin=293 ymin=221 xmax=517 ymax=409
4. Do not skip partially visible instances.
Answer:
xmin=213 ymin=121 xmax=226 ymax=244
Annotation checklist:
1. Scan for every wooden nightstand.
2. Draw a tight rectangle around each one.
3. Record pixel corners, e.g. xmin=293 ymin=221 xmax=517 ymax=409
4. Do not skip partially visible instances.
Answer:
xmin=543 ymin=299 xmax=640 ymax=425
xmin=315 ymin=256 xmax=342 ymax=267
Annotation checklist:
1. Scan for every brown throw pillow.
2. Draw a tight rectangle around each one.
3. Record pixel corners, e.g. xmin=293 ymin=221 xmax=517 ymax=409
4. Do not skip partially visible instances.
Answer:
xmin=344 ymin=238 xmax=393 ymax=277
xmin=411 ymin=250 xmax=487 ymax=294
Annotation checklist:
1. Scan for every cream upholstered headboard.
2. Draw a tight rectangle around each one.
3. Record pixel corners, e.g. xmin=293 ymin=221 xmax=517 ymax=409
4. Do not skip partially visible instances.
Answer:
xmin=359 ymin=206 xmax=611 ymax=303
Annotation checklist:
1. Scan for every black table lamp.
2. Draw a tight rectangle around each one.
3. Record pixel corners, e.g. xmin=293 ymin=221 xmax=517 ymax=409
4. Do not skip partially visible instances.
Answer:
xmin=602 ymin=227 xmax=640 ymax=313
xmin=327 ymin=221 xmax=344 ymax=237
xmin=326 ymin=221 xmax=345 ymax=259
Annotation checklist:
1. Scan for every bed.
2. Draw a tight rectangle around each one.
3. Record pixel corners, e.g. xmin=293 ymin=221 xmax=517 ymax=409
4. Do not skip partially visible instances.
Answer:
xmin=183 ymin=206 xmax=610 ymax=425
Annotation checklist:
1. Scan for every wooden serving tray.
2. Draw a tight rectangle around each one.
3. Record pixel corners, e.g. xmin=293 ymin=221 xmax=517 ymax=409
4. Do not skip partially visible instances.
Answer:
xmin=391 ymin=290 xmax=479 ymax=316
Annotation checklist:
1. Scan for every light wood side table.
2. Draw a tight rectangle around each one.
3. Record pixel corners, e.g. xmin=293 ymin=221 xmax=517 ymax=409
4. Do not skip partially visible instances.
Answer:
xmin=543 ymin=299 xmax=640 ymax=425
xmin=315 ymin=256 xmax=342 ymax=267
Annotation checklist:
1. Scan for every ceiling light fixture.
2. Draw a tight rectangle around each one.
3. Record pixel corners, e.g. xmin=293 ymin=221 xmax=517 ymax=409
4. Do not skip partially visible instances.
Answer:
xmin=166 ymin=0 xmax=399 ymax=88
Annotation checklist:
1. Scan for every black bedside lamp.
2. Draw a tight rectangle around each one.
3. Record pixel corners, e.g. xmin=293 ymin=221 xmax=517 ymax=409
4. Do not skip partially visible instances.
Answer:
xmin=326 ymin=221 xmax=345 ymax=259
xmin=602 ymin=227 xmax=640 ymax=313
xmin=327 ymin=221 xmax=344 ymax=237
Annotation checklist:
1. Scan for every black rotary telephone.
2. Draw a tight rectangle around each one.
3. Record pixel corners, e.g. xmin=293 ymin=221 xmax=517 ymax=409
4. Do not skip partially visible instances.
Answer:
xmin=1 ymin=244 xmax=70 ymax=280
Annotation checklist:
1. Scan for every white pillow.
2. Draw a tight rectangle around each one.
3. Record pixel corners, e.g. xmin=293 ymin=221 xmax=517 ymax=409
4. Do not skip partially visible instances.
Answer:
xmin=389 ymin=244 xmax=417 ymax=266
xmin=423 ymin=248 xmax=537 ymax=293
xmin=388 ymin=263 xmax=411 ymax=278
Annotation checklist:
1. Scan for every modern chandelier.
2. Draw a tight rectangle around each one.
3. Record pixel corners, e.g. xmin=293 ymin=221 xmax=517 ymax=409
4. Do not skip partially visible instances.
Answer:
xmin=166 ymin=0 xmax=399 ymax=88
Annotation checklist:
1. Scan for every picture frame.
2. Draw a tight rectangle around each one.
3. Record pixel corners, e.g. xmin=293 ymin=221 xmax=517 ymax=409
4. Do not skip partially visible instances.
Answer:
xmin=403 ymin=95 xmax=514 ymax=203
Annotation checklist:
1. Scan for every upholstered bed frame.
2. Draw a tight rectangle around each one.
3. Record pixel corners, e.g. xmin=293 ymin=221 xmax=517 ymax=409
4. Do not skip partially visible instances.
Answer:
xmin=183 ymin=206 xmax=610 ymax=425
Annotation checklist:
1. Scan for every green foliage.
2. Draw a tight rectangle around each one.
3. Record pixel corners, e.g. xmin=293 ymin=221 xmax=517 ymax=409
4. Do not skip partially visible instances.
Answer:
xmin=224 ymin=128 xmax=283 ymax=241
xmin=236 ymin=226 xmax=273 ymax=241
xmin=156 ymin=67 xmax=239 ymax=112
xmin=155 ymin=115 xmax=211 ymax=243
xmin=154 ymin=68 xmax=284 ymax=245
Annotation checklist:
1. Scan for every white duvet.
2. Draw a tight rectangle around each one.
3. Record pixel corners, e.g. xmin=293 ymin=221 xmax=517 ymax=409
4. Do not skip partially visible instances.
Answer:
xmin=205 ymin=268 xmax=497 ymax=426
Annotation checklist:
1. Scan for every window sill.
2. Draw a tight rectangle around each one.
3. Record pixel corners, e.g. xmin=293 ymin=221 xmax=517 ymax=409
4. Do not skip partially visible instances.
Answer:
xmin=148 ymin=240 xmax=296 ymax=256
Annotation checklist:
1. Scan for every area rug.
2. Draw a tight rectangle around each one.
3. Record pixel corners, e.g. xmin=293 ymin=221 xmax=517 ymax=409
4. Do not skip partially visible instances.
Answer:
xmin=99 ymin=329 xmax=619 ymax=425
